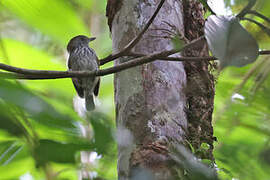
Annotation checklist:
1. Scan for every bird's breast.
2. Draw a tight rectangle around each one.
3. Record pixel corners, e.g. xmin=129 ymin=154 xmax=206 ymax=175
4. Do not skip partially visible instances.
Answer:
xmin=68 ymin=47 xmax=98 ymax=71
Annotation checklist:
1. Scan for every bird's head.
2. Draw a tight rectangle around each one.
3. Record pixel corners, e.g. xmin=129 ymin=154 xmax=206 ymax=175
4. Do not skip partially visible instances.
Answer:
xmin=67 ymin=35 xmax=96 ymax=53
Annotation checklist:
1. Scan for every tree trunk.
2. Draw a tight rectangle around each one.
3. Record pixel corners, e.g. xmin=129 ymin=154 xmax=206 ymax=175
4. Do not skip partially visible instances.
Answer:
xmin=106 ymin=0 xmax=215 ymax=179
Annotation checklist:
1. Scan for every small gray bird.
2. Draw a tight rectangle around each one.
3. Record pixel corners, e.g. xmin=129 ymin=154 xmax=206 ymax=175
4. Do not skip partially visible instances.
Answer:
xmin=67 ymin=35 xmax=100 ymax=111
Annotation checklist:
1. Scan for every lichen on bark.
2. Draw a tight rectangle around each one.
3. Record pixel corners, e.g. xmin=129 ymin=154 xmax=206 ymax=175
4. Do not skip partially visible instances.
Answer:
xmin=106 ymin=0 xmax=216 ymax=179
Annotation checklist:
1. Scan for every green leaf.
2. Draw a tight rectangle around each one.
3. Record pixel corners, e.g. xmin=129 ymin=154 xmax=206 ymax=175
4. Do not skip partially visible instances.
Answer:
xmin=0 ymin=80 xmax=79 ymax=135
xmin=172 ymin=37 xmax=185 ymax=50
xmin=1 ymin=0 xmax=89 ymax=44
xmin=205 ymin=15 xmax=259 ymax=69
xmin=0 ymin=157 xmax=34 ymax=179
xmin=0 ymin=39 xmax=74 ymax=97
xmin=214 ymin=63 xmax=270 ymax=179
xmin=0 ymin=111 xmax=24 ymax=137
xmin=0 ymin=39 xmax=64 ymax=70
xmin=0 ymin=141 xmax=23 ymax=165
xmin=34 ymin=139 xmax=91 ymax=165
xmin=0 ymin=140 xmax=32 ymax=178
xmin=88 ymin=112 xmax=114 ymax=154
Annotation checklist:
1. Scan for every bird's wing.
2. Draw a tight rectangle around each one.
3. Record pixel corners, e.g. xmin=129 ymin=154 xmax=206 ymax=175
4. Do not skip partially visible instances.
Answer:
xmin=92 ymin=51 xmax=100 ymax=96
xmin=94 ymin=78 xmax=100 ymax=96
xmin=68 ymin=55 xmax=85 ymax=98
xmin=72 ymin=78 xmax=84 ymax=98
xmin=67 ymin=56 xmax=73 ymax=70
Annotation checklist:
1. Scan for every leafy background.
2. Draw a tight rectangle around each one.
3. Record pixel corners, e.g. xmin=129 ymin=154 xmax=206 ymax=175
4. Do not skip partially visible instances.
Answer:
xmin=0 ymin=0 xmax=269 ymax=179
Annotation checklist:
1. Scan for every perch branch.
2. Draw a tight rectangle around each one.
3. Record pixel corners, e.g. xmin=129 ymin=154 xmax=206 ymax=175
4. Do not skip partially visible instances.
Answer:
xmin=1 ymin=35 xmax=270 ymax=80
xmin=0 ymin=37 xmax=205 ymax=80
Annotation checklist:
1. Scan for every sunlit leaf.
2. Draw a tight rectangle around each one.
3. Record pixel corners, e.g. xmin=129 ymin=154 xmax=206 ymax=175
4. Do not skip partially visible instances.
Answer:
xmin=0 ymin=141 xmax=23 ymax=165
xmin=1 ymin=0 xmax=89 ymax=44
xmin=0 ymin=157 xmax=34 ymax=179
xmin=34 ymin=139 xmax=91 ymax=165
xmin=0 ymin=39 xmax=74 ymax=96
xmin=214 ymin=62 xmax=270 ymax=179
xmin=0 ymin=141 xmax=31 ymax=179
xmin=87 ymin=112 xmax=114 ymax=154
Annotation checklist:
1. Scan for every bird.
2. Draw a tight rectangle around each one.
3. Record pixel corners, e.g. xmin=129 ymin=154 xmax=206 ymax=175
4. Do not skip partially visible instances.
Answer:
xmin=67 ymin=35 xmax=100 ymax=111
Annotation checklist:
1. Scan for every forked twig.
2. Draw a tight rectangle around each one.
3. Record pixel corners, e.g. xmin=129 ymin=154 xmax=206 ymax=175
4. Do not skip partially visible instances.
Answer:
xmin=99 ymin=0 xmax=165 ymax=65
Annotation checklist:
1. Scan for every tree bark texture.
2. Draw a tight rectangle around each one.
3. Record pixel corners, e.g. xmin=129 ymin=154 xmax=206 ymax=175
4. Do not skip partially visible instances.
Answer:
xmin=106 ymin=0 xmax=215 ymax=179
xmin=181 ymin=0 xmax=216 ymax=161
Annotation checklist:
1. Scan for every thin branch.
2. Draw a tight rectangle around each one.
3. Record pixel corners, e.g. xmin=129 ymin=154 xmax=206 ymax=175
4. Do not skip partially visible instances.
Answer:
xmin=0 ymin=37 xmax=205 ymax=80
xmin=99 ymin=0 xmax=166 ymax=65
xmin=239 ymin=122 xmax=270 ymax=137
xmin=127 ymin=52 xmax=217 ymax=61
xmin=242 ymin=17 xmax=270 ymax=36
xmin=124 ymin=0 xmax=165 ymax=51
xmin=161 ymin=56 xmax=216 ymax=61
xmin=97 ymin=36 xmax=203 ymax=76
xmin=1 ymin=36 xmax=270 ymax=80
xmin=247 ymin=10 xmax=270 ymax=24
xmin=128 ymin=50 xmax=270 ymax=62
xmin=251 ymin=58 xmax=270 ymax=94
xmin=259 ymin=50 xmax=270 ymax=55
xmin=237 ymin=0 xmax=257 ymax=18
xmin=0 ymin=63 xmax=93 ymax=77
xmin=164 ymin=50 xmax=270 ymax=61
xmin=0 ymin=71 xmax=89 ymax=80
xmin=0 ymin=64 xmax=95 ymax=78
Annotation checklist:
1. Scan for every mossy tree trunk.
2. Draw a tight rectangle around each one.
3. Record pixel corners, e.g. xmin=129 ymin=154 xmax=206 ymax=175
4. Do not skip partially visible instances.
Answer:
xmin=106 ymin=0 xmax=215 ymax=179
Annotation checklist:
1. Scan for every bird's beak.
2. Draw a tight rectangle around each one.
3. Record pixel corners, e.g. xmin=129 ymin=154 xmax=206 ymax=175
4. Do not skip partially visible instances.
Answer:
xmin=88 ymin=37 xmax=96 ymax=42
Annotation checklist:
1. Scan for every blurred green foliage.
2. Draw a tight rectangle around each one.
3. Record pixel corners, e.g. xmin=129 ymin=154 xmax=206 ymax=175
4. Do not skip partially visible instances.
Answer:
xmin=0 ymin=0 xmax=116 ymax=179
xmin=213 ymin=1 xmax=270 ymax=180
xmin=0 ymin=0 xmax=269 ymax=179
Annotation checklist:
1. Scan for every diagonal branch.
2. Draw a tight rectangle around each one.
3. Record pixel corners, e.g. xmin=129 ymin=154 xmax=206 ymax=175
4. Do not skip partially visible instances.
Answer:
xmin=237 ymin=0 xmax=257 ymax=18
xmin=124 ymin=0 xmax=165 ymax=51
xmin=242 ymin=17 xmax=270 ymax=36
xmin=99 ymin=0 xmax=165 ymax=65
xmin=247 ymin=10 xmax=270 ymax=24
xmin=129 ymin=51 xmax=270 ymax=62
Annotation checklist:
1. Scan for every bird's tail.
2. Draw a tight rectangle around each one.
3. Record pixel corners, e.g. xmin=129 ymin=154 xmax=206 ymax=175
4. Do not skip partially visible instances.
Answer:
xmin=85 ymin=90 xmax=95 ymax=111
